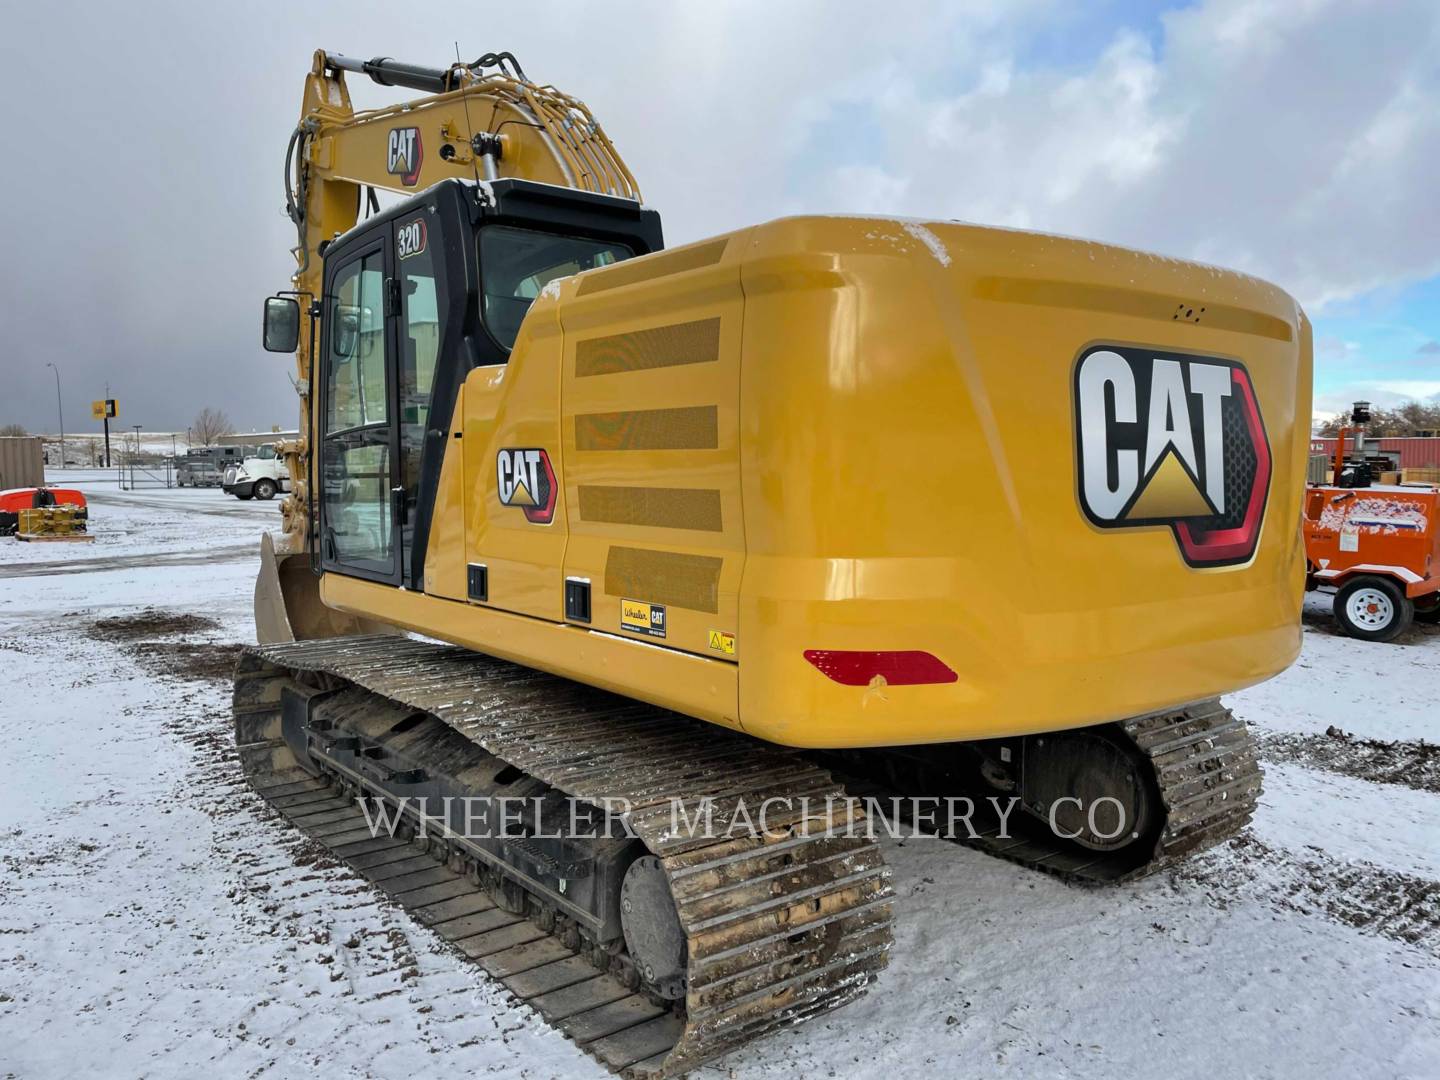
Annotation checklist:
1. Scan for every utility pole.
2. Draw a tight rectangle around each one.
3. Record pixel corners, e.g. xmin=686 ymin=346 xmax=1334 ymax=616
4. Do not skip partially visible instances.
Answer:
xmin=131 ymin=424 xmax=142 ymax=491
xmin=45 ymin=361 xmax=64 ymax=468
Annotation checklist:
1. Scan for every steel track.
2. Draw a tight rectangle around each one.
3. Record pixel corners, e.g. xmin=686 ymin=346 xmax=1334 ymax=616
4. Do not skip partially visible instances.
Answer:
xmin=829 ymin=699 xmax=1264 ymax=885
xmin=234 ymin=635 xmax=894 ymax=1077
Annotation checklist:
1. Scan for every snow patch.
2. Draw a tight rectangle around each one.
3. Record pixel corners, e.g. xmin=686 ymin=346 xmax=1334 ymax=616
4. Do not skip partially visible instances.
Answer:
xmin=900 ymin=222 xmax=951 ymax=267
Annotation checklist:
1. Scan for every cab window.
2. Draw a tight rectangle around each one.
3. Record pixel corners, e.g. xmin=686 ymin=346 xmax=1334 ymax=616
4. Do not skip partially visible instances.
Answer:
xmin=479 ymin=226 xmax=631 ymax=352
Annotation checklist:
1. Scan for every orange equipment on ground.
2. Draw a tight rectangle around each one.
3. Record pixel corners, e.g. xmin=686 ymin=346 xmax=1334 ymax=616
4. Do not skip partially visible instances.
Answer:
xmin=1304 ymin=414 xmax=1440 ymax=640
xmin=1 ymin=487 xmax=88 ymax=538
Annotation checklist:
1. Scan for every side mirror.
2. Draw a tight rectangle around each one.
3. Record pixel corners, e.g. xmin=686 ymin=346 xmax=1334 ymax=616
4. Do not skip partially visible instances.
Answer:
xmin=262 ymin=296 xmax=301 ymax=353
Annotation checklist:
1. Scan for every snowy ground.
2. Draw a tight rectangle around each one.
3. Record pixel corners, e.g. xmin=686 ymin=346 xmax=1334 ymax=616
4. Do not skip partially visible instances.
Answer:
xmin=4 ymin=469 xmax=281 ymax=570
xmin=1 ymin=477 xmax=1437 ymax=1079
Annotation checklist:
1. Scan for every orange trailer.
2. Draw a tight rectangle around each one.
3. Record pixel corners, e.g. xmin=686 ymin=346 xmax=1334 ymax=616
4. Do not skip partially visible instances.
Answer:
xmin=1304 ymin=481 xmax=1440 ymax=640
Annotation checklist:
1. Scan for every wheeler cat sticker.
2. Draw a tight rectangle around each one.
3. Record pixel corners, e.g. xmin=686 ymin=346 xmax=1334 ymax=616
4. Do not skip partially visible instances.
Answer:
xmin=621 ymin=599 xmax=666 ymax=639
xmin=1074 ymin=345 xmax=1271 ymax=568
xmin=496 ymin=448 xmax=557 ymax=524
xmin=387 ymin=127 xmax=423 ymax=186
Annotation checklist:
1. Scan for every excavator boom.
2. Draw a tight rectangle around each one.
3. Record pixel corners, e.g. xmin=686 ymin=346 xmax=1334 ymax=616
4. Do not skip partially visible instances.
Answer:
xmin=258 ymin=49 xmax=641 ymax=640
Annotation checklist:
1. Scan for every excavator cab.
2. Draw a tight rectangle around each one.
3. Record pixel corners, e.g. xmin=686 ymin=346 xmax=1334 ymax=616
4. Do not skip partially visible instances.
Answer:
xmin=257 ymin=177 xmax=662 ymax=640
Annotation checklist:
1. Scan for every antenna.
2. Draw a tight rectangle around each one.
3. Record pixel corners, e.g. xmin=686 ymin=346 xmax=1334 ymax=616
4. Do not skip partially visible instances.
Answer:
xmin=455 ymin=42 xmax=485 ymax=187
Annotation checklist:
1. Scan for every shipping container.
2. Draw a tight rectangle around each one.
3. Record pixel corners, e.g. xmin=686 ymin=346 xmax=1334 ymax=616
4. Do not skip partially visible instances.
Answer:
xmin=0 ymin=437 xmax=45 ymax=490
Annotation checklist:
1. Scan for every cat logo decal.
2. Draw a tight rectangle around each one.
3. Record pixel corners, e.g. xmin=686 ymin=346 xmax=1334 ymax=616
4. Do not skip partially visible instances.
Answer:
xmin=496 ymin=448 xmax=557 ymax=525
xmin=386 ymin=127 xmax=423 ymax=186
xmin=1074 ymin=345 xmax=1271 ymax=568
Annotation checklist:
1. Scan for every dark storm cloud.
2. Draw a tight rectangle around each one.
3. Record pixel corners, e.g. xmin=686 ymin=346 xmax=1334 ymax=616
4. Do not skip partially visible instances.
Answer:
xmin=0 ymin=0 xmax=1004 ymax=434
xmin=0 ymin=1 xmax=943 ymax=432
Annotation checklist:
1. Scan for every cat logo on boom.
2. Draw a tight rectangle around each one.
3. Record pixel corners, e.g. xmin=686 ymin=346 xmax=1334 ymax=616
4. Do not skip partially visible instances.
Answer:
xmin=386 ymin=127 xmax=423 ymax=186
xmin=496 ymin=448 xmax=557 ymax=524
xmin=1074 ymin=344 xmax=1271 ymax=568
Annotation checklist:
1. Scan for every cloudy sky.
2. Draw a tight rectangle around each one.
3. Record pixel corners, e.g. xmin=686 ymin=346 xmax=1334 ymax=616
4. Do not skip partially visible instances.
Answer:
xmin=2 ymin=0 xmax=1436 ymax=435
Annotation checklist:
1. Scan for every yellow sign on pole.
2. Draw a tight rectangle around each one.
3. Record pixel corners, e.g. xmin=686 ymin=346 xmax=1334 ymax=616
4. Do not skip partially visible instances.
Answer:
xmin=91 ymin=399 xmax=118 ymax=419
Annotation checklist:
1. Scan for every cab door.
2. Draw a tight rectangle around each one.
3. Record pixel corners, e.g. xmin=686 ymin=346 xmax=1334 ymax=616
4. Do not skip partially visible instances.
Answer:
xmin=318 ymin=230 xmax=401 ymax=585
xmin=393 ymin=209 xmax=449 ymax=590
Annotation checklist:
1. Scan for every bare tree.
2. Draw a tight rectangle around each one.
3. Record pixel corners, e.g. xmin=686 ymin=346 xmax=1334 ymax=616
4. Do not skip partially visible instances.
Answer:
xmin=191 ymin=407 xmax=234 ymax=446
xmin=0 ymin=423 xmax=27 ymax=437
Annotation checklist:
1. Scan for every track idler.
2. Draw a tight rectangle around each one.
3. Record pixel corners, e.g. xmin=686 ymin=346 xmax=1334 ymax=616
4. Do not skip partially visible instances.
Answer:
xmin=1017 ymin=728 xmax=1159 ymax=851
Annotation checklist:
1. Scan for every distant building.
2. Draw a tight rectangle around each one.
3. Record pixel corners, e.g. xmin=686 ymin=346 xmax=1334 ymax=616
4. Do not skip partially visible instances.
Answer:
xmin=1309 ymin=436 xmax=1440 ymax=469
xmin=215 ymin=430 xmax=301 ymax=449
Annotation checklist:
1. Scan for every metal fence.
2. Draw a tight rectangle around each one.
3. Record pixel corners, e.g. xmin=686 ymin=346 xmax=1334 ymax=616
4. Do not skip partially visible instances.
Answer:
xmin=118 ymin=455 xmax=175 ymax=490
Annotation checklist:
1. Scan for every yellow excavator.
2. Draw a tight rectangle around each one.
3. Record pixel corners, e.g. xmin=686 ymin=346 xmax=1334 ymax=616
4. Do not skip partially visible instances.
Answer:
xmin=237 ymin=48 xmax=1312 ymax=1076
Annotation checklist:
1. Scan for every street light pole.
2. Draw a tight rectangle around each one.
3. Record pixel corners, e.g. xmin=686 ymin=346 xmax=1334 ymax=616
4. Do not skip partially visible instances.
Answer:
xmin=44 ymin=361 xmax=64 ymax=468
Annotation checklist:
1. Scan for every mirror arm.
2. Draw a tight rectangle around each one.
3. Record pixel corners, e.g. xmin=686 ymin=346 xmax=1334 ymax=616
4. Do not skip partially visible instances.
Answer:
xmin=272 ymin=290 xmax=320 ymax=558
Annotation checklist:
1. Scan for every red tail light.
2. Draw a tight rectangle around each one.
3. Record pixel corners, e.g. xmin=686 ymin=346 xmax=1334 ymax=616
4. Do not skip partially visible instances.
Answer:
xmin=803 ymin=649 xmax=957 ymax=687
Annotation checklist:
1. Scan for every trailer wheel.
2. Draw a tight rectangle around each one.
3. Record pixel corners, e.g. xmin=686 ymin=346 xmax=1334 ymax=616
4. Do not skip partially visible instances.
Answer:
xmin=1334 ymin=576 xmax=1413 ymax=642
xmin=1413 ymin=594 xmax=1440 ymax=624
xmin=254 ymin=478 xmax=278 ymax=501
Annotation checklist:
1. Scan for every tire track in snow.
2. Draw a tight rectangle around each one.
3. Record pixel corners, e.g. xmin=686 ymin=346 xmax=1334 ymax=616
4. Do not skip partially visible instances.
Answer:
xmin=0 ymin=544 xmax=255 ymax=578
xmin=1255 ymin=726 xmax=1440 ymax=795
xmin=1170 ymin=833 xmax=1440 ymax=955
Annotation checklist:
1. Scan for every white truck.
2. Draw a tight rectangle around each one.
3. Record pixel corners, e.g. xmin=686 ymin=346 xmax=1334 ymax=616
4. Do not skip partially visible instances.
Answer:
xmin=222 ymin=443 xmax=289 ymax=501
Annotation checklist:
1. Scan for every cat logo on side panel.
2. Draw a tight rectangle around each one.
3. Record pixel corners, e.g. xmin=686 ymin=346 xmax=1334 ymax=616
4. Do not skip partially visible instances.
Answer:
xmin=496 ymin=448 xmax=557 ymax=524
xmin=1073 ymin=345 xmax=1271 ymax=568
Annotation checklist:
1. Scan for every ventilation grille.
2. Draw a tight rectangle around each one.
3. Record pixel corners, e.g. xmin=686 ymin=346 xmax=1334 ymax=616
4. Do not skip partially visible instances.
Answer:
xmin=579 ymin=486 xmax=723 ymax=532
xmin=574 ymin=406 xmax=719 ymax=452
xmin=604 ymin=547 xmax=723 ymax=614
xmin=575 ymin=318 xmax=720 ymax=378
xmin=576 ymin=239 xmax=729 ymax=296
